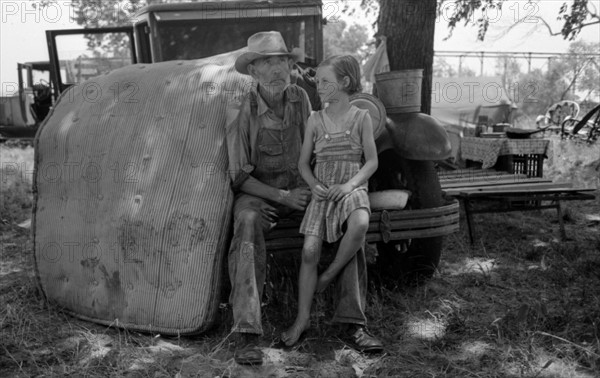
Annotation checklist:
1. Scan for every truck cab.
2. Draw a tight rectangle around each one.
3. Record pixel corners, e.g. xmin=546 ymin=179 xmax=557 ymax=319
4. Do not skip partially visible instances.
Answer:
xmin=2 ymin=1 xmax=323 ymax=139
xmin=0 ymin=62 xmax=53 ymax=138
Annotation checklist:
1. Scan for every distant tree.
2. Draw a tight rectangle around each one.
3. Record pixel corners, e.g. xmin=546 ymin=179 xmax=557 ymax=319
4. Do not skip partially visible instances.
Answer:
xmin=495 ymin=55 xmax=521 ymax=88
xmin=561 ymin=40 xmax=600 ymax=100
xmin=323 ymin=20 xmax=370 ymax=63
xmin=432 ymin=57 xmax=479 ymax=78
xmin=515 ymin=61 xmax=576 ymax=119
xmin=460 ymin=66 xmax=478 ymax=77
xmin=508 ymin=39 xmax=599 ymax=123
xmin=499 ymin=39 xmax=600 ymax=120
xmin=433 ymin=57 xmax=457 ymax=77
xmin=516 ymin=40 xmax=599 ymax=109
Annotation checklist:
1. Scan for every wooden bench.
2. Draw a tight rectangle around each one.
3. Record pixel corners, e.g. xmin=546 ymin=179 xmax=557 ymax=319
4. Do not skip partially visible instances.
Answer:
xmin=438 ymin=168 xmax=597 ymax=244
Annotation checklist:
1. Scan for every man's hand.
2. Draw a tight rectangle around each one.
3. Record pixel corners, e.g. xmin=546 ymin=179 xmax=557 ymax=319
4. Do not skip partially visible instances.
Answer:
xmin=278 ymin=188 xmax=312 ymax=211
xmin=327 ymin=183 xmax=354 ymax=202
xmin=260 ymin=205 xmax=279 ymax=230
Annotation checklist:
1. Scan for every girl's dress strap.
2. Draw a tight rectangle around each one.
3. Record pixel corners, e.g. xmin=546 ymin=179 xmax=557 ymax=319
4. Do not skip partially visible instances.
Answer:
xmin=319 ymin=106 xmax=364 ymax=136
xmin=346 ymin=106 xmax=364 ymax=134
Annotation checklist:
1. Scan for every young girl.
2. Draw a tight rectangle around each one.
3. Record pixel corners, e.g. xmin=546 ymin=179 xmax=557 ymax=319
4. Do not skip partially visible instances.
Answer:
xmin=282 ymin=55 xmax=378 ymax=347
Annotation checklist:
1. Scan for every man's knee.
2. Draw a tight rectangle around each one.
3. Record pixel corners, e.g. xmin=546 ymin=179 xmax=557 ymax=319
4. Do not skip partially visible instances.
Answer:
xmin=237 ymin=208 xmax=261 ymax=227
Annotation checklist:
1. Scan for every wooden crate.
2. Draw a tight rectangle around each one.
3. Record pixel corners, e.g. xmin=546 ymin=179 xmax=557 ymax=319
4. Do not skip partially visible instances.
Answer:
xmin=494 ymin=153 xmax=545 ymax=178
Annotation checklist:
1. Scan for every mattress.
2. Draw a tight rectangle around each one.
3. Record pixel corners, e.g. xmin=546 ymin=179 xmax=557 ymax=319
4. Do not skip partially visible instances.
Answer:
xmin=33 ymin=49 xmax=251 ymax=334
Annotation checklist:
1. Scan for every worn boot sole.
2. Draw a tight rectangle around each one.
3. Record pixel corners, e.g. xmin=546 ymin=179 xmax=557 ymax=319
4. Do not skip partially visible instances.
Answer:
xmin=234 ymin=346 xmax=263 ymax=365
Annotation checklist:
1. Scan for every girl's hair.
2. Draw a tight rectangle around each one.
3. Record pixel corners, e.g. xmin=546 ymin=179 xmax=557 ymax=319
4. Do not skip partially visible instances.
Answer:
xmin=318 ymin=55 xmax=362 ymax=95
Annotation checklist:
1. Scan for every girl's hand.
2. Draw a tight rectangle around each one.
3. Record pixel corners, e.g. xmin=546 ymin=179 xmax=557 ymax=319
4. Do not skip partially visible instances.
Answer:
xmin=327 ymin=183 xmax=354 ymax=202
xmin=311 ymin=182 xmax=328 ymax=201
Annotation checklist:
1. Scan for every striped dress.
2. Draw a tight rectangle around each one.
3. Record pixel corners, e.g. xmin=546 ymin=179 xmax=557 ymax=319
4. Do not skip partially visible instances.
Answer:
xmin=300 ymin=106 xmax=371 ymax=243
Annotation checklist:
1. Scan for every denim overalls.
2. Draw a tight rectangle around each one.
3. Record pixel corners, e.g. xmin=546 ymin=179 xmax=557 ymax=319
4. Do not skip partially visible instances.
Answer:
xmin=228 ymin=87 xmax=306 ymax=334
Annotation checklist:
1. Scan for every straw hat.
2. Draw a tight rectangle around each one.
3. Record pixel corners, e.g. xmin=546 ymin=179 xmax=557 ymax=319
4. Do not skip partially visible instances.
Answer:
xmin=235 ymin=31 xmax=304 ymax=75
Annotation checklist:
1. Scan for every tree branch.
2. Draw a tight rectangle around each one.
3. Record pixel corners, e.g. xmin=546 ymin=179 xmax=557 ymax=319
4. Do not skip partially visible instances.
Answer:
xmin=492 ymin=12 xmax=600 ymax=42
xmin=560 ymin=58 xmax=594 ymax=100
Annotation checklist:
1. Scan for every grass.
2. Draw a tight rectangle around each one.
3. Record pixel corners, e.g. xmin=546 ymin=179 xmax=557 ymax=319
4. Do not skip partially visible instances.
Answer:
xmin=0 ymin=141 xmax=34 ymax=232
xmin=1 ymin=137 xmax=599 ymax=377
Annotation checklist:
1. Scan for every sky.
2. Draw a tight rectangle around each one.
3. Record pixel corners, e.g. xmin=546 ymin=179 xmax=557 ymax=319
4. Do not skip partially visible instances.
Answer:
xmin=1 ymin=0 xmax=599 ymax=95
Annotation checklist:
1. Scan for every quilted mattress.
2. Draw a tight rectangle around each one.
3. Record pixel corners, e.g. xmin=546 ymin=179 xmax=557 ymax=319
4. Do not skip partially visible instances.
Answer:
xmin=33 ymin=49 xmax=251 ymax=334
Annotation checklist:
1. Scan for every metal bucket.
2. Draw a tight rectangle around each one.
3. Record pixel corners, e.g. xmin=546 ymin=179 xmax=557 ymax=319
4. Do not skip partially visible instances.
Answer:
xmin=375 ymin=69 xmax=423 ymax=113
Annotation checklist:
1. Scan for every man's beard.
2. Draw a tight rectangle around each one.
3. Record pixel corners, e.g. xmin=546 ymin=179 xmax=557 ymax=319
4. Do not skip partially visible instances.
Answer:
xmin=261 ymin=78 xmax=287 ymax=93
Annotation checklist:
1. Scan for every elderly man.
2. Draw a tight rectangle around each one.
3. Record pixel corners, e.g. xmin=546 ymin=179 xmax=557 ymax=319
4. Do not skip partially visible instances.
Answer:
xmin=226 ymin=31 xmax=382 ymax=365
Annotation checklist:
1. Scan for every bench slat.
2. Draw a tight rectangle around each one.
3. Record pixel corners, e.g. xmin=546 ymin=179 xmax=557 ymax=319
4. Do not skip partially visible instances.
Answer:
xmin=451 ymin=183 xmax=579 ymax=196
xmin=440 ymin=174 xmax=527 ymax=184
xmin=370 ymin=201 xmax=459 ymax=221
xmin=366 ymin=224 xmax=460 ymax=242
xmin=443 ymin=182 xmax=561 ymax=196
xmin=367 ymin=213 xmax=459 ymax=233
xmin=441 ymin=177 xmax=552 ymax=189
xmin=458 ymin=188 xmax=596 ymax=198
xmin=437 ymin=168 xmax=504 ymax=178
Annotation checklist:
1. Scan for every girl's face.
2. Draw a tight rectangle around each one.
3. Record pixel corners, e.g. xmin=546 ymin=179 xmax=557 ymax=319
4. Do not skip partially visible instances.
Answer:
xmin=316 ymin=65 xmax=347 ymax=103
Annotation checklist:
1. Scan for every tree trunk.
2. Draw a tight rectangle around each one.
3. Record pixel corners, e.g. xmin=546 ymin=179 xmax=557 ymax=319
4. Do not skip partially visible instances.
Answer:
xmin=377 ymin=0 xmax=437 ymax=114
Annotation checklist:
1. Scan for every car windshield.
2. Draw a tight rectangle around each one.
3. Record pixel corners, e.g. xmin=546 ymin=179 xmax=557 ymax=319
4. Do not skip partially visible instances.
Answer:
xmin=156 ymin=17 xmax=317 ymax=65
xmin=54 ymin=33 xmax=134 ymax=86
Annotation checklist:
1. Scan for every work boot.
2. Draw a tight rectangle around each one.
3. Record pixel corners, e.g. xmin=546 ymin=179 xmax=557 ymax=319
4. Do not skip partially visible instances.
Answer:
xmin=345 ymin=325 xmax=383 ymax=353
xmin=232 ymin=332 xmax=263 ymax=365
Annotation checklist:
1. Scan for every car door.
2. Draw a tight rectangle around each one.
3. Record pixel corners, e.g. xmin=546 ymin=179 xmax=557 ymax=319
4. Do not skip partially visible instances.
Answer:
xmin=46 ymin=27 xmax=136 ymax=96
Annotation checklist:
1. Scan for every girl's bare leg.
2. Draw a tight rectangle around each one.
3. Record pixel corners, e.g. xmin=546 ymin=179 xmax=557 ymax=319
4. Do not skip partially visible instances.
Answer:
xmin=281 ymin=235 xmax=322 ymax=346
xmin=316 ymin=208 xmax=369 ymax=293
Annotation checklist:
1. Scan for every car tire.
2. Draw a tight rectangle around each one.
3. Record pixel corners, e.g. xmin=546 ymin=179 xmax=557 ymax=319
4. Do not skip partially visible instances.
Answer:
xmin=370 ymin=149 xmax=444 ymax=286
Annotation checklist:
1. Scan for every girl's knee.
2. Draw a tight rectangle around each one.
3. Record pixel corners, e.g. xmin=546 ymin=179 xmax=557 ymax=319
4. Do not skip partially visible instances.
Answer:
xmin=301 ymin=241 xmax=321 ymax=265
xmin=349 ymin=209 xmax=369 ymax=234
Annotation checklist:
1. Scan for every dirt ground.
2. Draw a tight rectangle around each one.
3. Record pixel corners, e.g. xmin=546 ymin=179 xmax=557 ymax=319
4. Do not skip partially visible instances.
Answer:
xmin=1 ymin=136 xmax=599 ymax=377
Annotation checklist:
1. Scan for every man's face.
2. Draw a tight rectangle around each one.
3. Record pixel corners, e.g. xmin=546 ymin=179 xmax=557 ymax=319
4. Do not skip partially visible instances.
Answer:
xmin=248 ymin=56 xmax=293 ymax=94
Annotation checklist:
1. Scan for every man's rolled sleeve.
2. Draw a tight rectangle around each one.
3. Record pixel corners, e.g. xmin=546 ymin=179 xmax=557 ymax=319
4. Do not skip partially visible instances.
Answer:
xmin=226 ymin=103 xmax=255 ymax=192
xmin=231 ymin=164 xmax=254 ymax=191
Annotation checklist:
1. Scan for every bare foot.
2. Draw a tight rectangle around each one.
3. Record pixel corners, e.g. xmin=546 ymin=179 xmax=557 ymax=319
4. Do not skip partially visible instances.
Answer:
xmin=281 ymin=319 xmax=310 ymax=347
xmin=316 ymin=273 xmax=334 ymax=293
